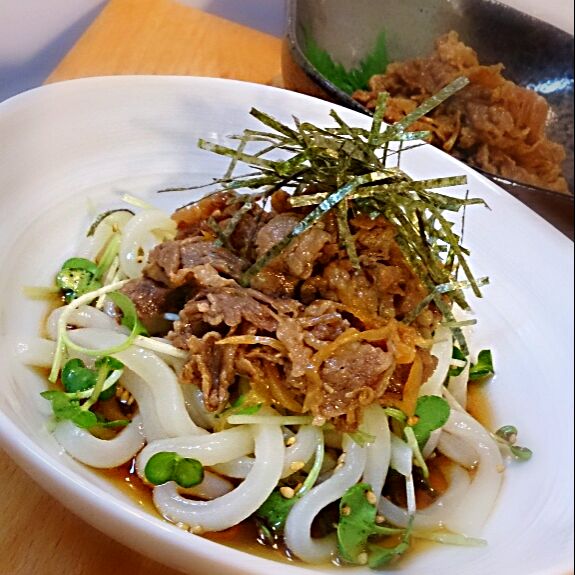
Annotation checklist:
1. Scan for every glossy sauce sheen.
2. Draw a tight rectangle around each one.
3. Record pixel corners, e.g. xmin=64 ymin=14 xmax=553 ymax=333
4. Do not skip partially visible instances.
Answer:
xmin=97 ymin=384 xmax=493 ymax=564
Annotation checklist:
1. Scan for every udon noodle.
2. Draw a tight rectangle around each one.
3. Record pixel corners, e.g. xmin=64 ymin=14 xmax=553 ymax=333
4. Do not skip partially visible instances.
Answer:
xmin=18 ymin=99 xmax=529 ymax=568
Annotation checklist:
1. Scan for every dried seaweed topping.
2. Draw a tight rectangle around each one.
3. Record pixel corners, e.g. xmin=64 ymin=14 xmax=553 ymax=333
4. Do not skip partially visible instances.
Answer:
xmin=192 ymin=78 xmax=487 ymax=351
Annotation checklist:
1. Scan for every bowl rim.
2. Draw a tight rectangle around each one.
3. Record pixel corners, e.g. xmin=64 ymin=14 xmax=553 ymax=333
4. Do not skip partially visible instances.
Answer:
xmin=0 ymin=74 xmax=572 ymax=575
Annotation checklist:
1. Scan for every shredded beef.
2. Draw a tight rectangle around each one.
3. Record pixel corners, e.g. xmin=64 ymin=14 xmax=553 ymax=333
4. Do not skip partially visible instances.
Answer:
xmin=319 ymin=340 xmax=393 ymax=422
xmin=145 ymin=238 xmax=246 ymax=288
xmin=120 ymin=277 xmax=188 ymax=335
xmin=353 ymin=31 xmax=568 ymax=193
xmin=182 ymin=332 xmax=237 ymax=410
xmin=124 ymin=188 xmax=438 ymax=429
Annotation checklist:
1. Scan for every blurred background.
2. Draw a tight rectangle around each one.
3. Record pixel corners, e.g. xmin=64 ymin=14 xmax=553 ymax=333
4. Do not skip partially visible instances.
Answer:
xmin=0 ymin=0 xmax=572 ymax=103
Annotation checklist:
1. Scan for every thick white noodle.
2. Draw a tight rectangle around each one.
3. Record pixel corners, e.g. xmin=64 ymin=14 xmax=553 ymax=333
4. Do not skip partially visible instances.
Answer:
xmin=136 ymin=426 xmax=254 ymax=473
xmin=46 ymin=305 xmax=126 ymax=340
xmin=210 ymin=456 xmax=254 ymax=479
xmin=68 ymin=328 xmax=203 ymax=437
xmin=284 ymin=436 xmax=367 ymax=564
xmin=441 ymin=398 xmax=503 ymax=536
xmin=419 ymin=326 xmax=453 ymax=397
xmin=419 ymin=326 xmax=454 ymax=457
xmin=53 ymin=414 xmax=145 ymax=468
xmin=119 ymin=209 xmax=176 ymax=279
xmin=152 ymin=424 xmax=284 ymax=532
xmin=437 ymin=429 xmax=478 ymax=468
xmin=177 ymin=470 xmax=234 ymax=500
xmin=378 ymin=465 xmax=471 ymax=530
xmin=211 ymin=424 xmax=321 ymax=479
xmin=390 ymin=434 xmax=413 ymax=477
xmin=14 ymin=337 xmax=55 ymax=368
xmin=447 ymin=361 xmax=471 ymax=409
xmin=120 ymin=370 xmax=171 ymax=441
xmin=77 ymin=210 xmax=133 ymax=261
xmin=362 ymin=404 xmax=391 ymax=502
xmin=180 ymin=384 xmax=218 ymax=430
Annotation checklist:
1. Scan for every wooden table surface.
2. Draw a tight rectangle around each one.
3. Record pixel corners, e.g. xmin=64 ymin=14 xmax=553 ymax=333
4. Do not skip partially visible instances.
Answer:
xmin=1 ymin=1 xmax=282 ymax=572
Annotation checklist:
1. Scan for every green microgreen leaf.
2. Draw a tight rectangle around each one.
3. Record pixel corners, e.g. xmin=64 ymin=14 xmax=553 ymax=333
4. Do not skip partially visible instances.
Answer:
xmin=495 ymin=425 xmax=518 ymax=444
xmin=367 ymin=519 xmax=413 ymax=569
xmin=509 ymin=445 xmax=533 ymax=461
xmin=173 ymin=457 xmax=205 ymax=488
xmin=409 ymin=395 xmax=450 ymax=446
xmin=337 ymin=483 xmax=404 ymax=565
xmin=56 ymin=257 xmax=101 ymax=303
xmin=493 ymin=425 xmax=532 ymax=461
xmin=255 ymin=489 xmax=298 ymax=535
xmin=144 ymin=452 xmax=205 ymax=488
xmin=96 ymin=414 xmax=130 ymax=427
xmin=95 ymin=355 xmax=124 ymax=371
xmin=40 ymin=390 xmax=98 ymax=428
xmin=469 ymin=349 xmax=494 ymax=380
xmin=81 ymin=356 xmax=124 ymax=411
xmin=145 ymin=452 xmax=178 ymax=485
xmin=61 ymin=358 xmax=97 ymax=393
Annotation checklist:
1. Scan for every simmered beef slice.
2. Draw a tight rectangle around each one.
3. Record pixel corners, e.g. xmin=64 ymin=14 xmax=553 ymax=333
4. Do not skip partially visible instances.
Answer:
xmin=318 ymin=340 xmax=393 ymax=423
xmin=250 ymin=213 xmax=332 ymax=297
xmin=168 ymin=283 xmax=297 ymax=349
xmin=120 ymin=277 xmax=189 ymax=334
xmin=182 ymin=332 xmax=237 ymax=411
xmin=353 ymin=31 xmax=567 ymax=193
xmin=144 ymin=238 xmax=247 ymax=288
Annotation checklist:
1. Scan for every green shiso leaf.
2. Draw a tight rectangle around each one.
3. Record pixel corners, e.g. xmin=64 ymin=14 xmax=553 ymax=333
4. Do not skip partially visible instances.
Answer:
xmin=303 ymin=30 xmax=389 ymax=94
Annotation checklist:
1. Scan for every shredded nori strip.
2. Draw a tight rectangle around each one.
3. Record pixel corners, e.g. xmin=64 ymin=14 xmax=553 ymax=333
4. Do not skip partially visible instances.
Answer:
xmin=180 ymin=76 xmax=486 ymax=353
xmin=87 ymin=209 xmax=134 ymax=237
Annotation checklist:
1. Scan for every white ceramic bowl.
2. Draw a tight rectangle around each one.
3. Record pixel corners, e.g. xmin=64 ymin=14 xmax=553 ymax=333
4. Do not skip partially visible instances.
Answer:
xmin=0 ymin=76 xmax=572 ymax=575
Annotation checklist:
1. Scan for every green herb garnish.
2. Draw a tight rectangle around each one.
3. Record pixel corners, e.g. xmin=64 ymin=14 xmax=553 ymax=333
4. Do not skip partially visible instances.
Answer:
xmin=144 ymin=451 xmax=204 ymax=488
xmin=337 ymin=482 xmax=406 ymax=566
xmin=448 ymin=346 xmax=468 ymax=377
xmin=61 ymin=358 xmax=98 ymax=393
xmin=493 ymin=425 xmax=532 ymax=461
xmin=41 ymin=390 xmax=99 ymax=428
xmin=303 ymin=30 xmax=389 ymax=94
xmin=367 ymin=520 xmax=413 ymax=569
xmin=469 ymin=349 xmax=494 ymax=380
xmin=56 ymin=257 xmax=101 ymax=302
xmin=409 ymin=395 xmax=451 ymax=446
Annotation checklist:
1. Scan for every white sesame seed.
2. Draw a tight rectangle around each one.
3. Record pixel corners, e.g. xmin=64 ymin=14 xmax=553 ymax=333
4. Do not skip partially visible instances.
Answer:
xmin=289 ymin=461 xmax=305 ymax=472
xmin=280 ymin=486 xmax=295 ymax=499
xmin=366 ymin=490 xmax=377 ymax=506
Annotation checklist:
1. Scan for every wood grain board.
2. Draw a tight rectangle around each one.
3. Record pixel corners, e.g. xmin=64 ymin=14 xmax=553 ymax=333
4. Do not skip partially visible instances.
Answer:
xmin=46 ymin=0 xmax=282 ymax=85
xmin=2 ymin=1 xmax=282 ymax=573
